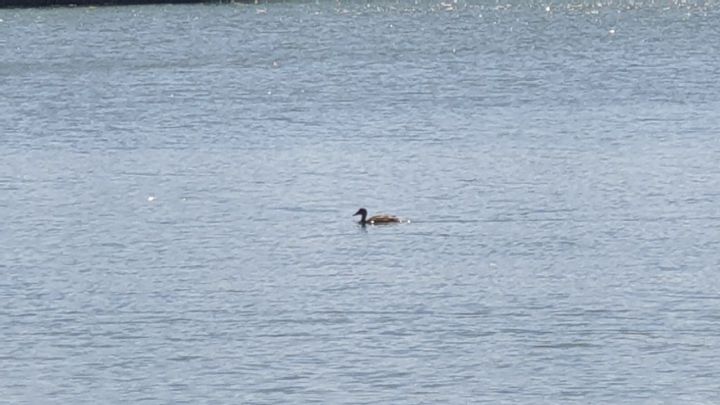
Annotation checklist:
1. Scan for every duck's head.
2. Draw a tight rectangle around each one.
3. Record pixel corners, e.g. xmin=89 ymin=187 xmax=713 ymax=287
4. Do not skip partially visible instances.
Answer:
xmin=353 ymin=208 xmax=367 ymax=217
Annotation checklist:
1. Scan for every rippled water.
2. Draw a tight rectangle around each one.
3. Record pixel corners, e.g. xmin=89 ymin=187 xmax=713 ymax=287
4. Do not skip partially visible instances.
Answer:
xmin=2 ymin=1 xmax=720 ymax=403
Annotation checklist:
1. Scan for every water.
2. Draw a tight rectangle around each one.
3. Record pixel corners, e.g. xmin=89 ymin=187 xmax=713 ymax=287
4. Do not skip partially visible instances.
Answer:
xmin=2 ymin=1 xmax=720 ymax=403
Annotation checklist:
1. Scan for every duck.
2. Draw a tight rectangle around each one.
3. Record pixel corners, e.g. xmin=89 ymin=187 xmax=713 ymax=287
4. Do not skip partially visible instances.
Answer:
xmin=353 ymin=208 xmax=400 ymax=225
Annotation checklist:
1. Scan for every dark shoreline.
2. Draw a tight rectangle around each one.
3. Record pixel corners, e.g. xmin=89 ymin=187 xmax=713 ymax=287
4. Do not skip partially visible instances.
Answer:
xmin=0 ymin=0 xmax=248 ymax=7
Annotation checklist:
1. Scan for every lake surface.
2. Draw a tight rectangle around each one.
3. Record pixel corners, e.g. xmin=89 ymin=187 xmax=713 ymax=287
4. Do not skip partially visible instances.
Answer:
xmin=2 ymin=1 xmax=720 ymax=403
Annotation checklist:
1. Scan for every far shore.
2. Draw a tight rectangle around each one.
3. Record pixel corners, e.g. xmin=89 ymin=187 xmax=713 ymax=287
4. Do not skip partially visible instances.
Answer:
xmin=1 ymin=0 xmax=255 ymax=8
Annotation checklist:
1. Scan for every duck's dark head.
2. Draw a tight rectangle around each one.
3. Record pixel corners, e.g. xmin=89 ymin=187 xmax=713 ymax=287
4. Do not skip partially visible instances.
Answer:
xmin=353 ymin=208 xmax=367 ymax=217
xmin=353 ymin=208 xmax=368 ymax=224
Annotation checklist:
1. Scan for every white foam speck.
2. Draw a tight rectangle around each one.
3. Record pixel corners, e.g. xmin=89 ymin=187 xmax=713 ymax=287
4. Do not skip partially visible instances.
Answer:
xmin=147 ymin=195 xmax=156 ymax=202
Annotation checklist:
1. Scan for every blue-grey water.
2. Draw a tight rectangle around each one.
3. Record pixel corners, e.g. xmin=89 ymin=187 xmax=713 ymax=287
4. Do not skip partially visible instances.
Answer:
xmin=2 ymin=1 xmax=720 ymax=403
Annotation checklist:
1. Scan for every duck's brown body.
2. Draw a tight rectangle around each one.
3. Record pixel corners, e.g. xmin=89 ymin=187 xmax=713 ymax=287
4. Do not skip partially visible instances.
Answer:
xmin=353 ymin=208 xmax=400 ymax=225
